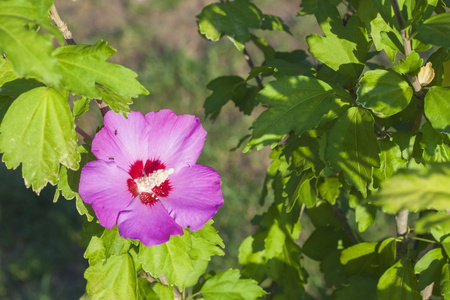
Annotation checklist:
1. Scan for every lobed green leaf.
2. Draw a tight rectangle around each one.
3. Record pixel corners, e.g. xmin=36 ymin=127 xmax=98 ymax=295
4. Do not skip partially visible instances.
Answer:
xmin=0 ymin=87 xmax=80 ymax=193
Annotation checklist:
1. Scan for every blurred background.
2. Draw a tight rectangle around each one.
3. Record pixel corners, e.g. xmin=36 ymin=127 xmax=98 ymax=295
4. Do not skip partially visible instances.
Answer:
xmin=0 ymin=0 xmax=353 ymax=299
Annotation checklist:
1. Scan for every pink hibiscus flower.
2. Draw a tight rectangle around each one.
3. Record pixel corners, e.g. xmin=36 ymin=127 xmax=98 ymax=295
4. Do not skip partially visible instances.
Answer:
xmin=79 ymin=110 xmax=224 ymax=247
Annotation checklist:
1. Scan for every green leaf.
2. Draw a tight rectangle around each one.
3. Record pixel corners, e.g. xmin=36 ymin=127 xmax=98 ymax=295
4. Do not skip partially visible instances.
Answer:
xmin=138 ymin=223 xmax=223 ymax=289
xmin=196 ymin=0 xmax=262 ymax=51
xmin=0 ymin=87 xmax=80 ymax=193
xmin=136 ymin=277 xmax=157 ymax=300
xmin=377 ymin=258 xmax=421 ymax=300
xmin=415 ymin=213 xmax=450 ymax=234
xmin=341 ymin=242 xmax=380 ymax=276
xmin=0 ymin=1 xmax=60 ymax=86
xmin=84 ymin=226 xmax=132 ymax=266
xmin=377 ymin=238 xmax=396 ymax=271
xmin=73 ymin=96 xmax=90 ymax=118
xmin=424 ymin=86 xmax=450 ymax=134
xmin=264 ymin=50 xmax=312 ymax=77
xmin=0 ymin=56 xmax=18 ymax=85
xmin=85 ymin=253 xmax=137 ymax=300
xmin=414 ymin=247 xmax=445 ymax=291
xmin=260 ymin=14 xmax=291 ymax=33
xmin=373 ymin=140 xmax=408 ymax=189
xmin=53 ymin=41 xmax=148 ymax=111
xmin=371 ymin=163 xmax=450 ymax=213
xmin=200 ymin=269 xmax=265 ymax=300
xmin=204 ymin=76 xmax=245 ymax=119
xmin=304 ymin=227 xmax=348 ymax=261
xmin=307 ymin=2 xmax=370 ymax=83
xmin=326 ymin=107 xmax=381 ymax=197
xmin=334 ymin=274 xmax=378 ymax=300
xmin=394 ymin=51 xmax=423 ymax=75
xmin=244 ymin=76 xmax=336 ymax=151
xmin=441 ymin=264 xmax=450 ymax=299
xmin=419 ymin=121 xmax=450 ymax=163
xmin=355 ymin=204 xmax=377 ymax=232
xmin=414 ymin=13 xmax=450 ymax=49
xmin=0 ymin=78 xmax=44 ymax=97
xmin=356 ymin=69 xmax=413 ymax=118
xmin=318 ymin=177 xmax=342 ymax=205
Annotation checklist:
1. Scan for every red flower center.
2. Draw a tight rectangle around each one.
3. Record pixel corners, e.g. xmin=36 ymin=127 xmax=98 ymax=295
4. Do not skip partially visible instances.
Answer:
xmin=127 ymin=159 xmax=172 ymax=206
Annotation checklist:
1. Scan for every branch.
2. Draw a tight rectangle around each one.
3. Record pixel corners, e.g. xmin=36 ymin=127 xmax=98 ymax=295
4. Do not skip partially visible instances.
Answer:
xmin=49 ymin=4 xmax=109 ymax=116
xmin=243 ymin=48 xmax=264 ymax=90
xmin=75 ymin=125 xmax=93 ymax=143
xmin=333 ymin=204 xmax=358 ymax=245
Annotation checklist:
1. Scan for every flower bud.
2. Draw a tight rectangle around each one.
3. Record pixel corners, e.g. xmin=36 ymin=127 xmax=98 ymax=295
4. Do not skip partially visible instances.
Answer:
xmin=417 ymin=62 xmax=435 ymax=86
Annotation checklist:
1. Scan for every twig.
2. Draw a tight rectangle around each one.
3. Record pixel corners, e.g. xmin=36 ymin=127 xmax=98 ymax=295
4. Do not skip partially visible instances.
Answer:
xmin=243 ymin=48 xmax=264 ymax=90
xmin=49 ymin=4 xmax=110 ymax=116
xmin=159 ymin=274 xmax=182 ymax=300
xmin=333 ymin=204 xmax=358 ymax=245
xmin=75 ymin=125 xmax=93 ymax=143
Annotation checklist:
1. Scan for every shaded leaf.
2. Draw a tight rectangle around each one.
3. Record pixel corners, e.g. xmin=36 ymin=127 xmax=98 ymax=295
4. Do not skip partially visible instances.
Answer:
xmin=373 ymin=140 xmax=408 ymax=189
xmin=326 ymin=107 xmax=381 ymax=197
xmin=334 ymin=274 xmax=378 ymax=300
xmin=244 ymin=76 xmax=336 ymax=151
xmin=414 ymin=247 xmax=445 ymax=291
xmin=414 ymin=13 xmax=450 ymax=49
xmin=196 ymin=0 xmax=262 ymax=51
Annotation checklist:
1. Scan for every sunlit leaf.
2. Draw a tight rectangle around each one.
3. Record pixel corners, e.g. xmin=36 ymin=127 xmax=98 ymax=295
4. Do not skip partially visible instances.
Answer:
xmin=414 ymin=248 xmax=445 ymax=291
xmin=0 ymin=87 xmax=80 ymax=193
xmin=424 ymin=86 xmax=450 ymax=134
xmin=371 ymin=163 xmax=450 ymax=213
xmin=357 ymin=69 xmax=413 ymax=118
xmin=85 ymin=253 xmax=136 ymax=300
xmin=377 ymin=258 xmax=421 ymax=300
xmin=200 ymin=269 xmax=266 ymax=300
xmin=0 ymin=1 xmax=60 ymax=86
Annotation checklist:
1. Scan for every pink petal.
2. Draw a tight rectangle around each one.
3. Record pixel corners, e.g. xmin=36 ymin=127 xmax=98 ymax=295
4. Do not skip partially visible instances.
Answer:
xmin=79 ymin=160 xmax=134 ymax=229
xmin=117 ymin=199 xmax=184 ymax=247
xmin=144 ymin=110 xmax=206 ymax=171
xmin=92 ymin=111 xmax=150 ymax=171
xmin=161 ymin=165 xmax=223 ymax=231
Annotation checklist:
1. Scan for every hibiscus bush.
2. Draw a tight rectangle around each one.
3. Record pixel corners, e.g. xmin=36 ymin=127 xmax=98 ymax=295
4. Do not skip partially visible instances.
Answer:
xmin=1 ymin=0 xmax=450 ymax=299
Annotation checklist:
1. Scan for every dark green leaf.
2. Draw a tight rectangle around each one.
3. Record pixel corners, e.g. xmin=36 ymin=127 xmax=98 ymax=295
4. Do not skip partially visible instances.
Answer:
xmin=414 ymin=248 xmax=445 ymax=291
xmin=317 ymin=177 xmax=342 ymax=205
xmin=377 ymin=258 xmax=421 ymax=300
xmin=334 ymin=274 xmax=378 ymax=300
xmin=414 ymin=13 xmax=450 ymax=49
xmin=341 ymin=242 xmax=380 ymax=276
xmin=196 ymin=0 xmax=263 ymax=51
xmin=260 ymin=14 xmax=291 ymax=33
xmin=204 ymin=76 xmax=245 ymax=119
xmin=355 ymin=203 xmax=377 ymax=232
xmin=326 ymin=107 xmax=381 ymax=197
xmin=244 ymin=76 xmax=336 ymax=151
xmin=304 ymin=227 xmax=348 ymax=261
